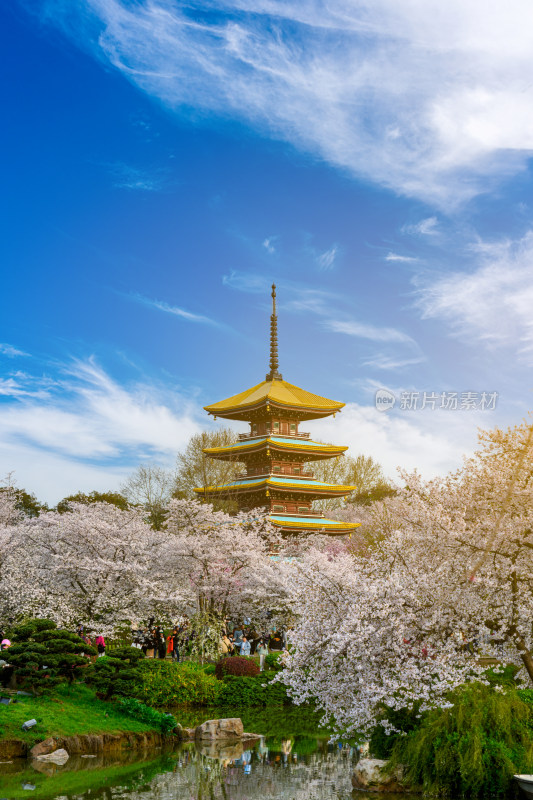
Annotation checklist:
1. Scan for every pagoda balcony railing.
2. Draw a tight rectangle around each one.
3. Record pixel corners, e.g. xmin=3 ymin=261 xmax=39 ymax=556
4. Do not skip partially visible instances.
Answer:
xmin=238 ymin=431 xmax=311 ymax=441
xmin=235 ymin=469 xmax=315 ymax=479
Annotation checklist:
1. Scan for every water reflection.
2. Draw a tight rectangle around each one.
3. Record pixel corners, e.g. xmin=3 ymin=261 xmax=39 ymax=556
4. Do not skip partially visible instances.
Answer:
xmin=0 ymin=737 xmax=358 ymax=800
xmin=127 ymin=739 xmax=357 ymax=800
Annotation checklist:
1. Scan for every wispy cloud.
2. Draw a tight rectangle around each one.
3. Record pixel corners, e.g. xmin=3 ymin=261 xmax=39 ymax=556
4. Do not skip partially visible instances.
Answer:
xmin=326 ymin=319 xmax=414 ymax=344
xmin=362 ymin=354 xmax=426 ymax=370
xmin=416 ymin=230 xmax=533 ymax=362
xmin=132 ymin=294 xmax=218 ymax=325
xmin=385 ymin=252 xmax=419 ymax=263
xmin=107 ymin=162 xmax=167 ymax=191
xmin=402 ymin=217 xmax=439 ymax=237
xmin=0 ymin=343 xmax=29 ymax=358
xmin=222 ymin=271 xmax=271 ymax=293
xmin=34 ymin=0 xmax=533 ymax=205
xmin=0 ymin=376 xmax=51 ymax=399
xmin=224 ymin=275 xmax=416 ymax=346
xmin=263 ymin=237 xmax=277 ymax=254
xmin=316 ymin=244 xmax=339 ymax=271
xmin=0 ymin=358 xmax=204 ymax=503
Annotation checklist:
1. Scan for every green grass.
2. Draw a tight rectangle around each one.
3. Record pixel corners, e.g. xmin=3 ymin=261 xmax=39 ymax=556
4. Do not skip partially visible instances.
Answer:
xmin=0 ymin=683 xmax=162 ymax=747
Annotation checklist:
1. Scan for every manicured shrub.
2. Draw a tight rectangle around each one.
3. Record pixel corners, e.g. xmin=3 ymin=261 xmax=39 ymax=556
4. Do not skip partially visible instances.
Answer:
xmin=86 ymin=646 xmax=145 ymax=700
xmin=136 ymin=660 xmax=222 ymax=707
xmin=8 ymin=619 xmax=96 ymax=694
xmin=215 ymin=656 xmax=259 ymax=679
xmin=390 ymin=683 xmax=533 ymax=798
xmin=216 ymin=673 xmax=289 ymax=706
xmin=116 ymin=697 xmax=177 ymax=733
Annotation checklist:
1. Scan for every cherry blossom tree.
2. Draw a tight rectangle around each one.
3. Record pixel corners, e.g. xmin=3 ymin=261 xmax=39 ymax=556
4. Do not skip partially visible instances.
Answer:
xmin=162 ymin=499 xmax=286 ymax=620
xmin=0 ymin=488 xmax=290 ymax=636
xmin=281 ymin=419 xmax=533 ymax=737
xmin=0 ymin=500 xmax=171 ymax=631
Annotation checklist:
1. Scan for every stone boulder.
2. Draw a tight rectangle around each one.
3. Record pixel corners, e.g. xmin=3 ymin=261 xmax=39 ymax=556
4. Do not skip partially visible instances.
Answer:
xmin=34 ymin=748 xmax=70 ymax=765
xmin=352 ymin=758 xmax=407 ymax=792
xmin=195 ymin=718 xmax=244 ymax=740
xmin=29 ymin=738 xmax=57 ymax=758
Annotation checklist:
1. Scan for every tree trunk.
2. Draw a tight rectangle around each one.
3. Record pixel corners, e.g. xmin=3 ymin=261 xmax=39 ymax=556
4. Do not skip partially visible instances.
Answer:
xmin=510 ymin=627 xmax=533 ymax=684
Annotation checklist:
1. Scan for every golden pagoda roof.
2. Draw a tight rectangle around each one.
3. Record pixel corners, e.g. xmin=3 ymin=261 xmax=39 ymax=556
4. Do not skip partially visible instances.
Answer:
xmin=269 ymin=514 xmax=361 ymax=535
xmin=195 ymin=475 xmax=356 ymax=498
xmin=204 ymin=435 xmax=348 ymax=461
xmin=204 ymin=379 xmax=344 ymax=421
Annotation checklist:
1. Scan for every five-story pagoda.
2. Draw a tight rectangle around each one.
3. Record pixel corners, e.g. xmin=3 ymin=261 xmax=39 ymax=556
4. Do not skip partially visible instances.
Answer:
xmin=194 ymin=285 xmax=360 ymax=536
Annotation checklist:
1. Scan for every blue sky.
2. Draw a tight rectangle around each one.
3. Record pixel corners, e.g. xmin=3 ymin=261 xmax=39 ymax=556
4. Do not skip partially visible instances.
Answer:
xmin=2 ymin=0 xmax=533 ymax=503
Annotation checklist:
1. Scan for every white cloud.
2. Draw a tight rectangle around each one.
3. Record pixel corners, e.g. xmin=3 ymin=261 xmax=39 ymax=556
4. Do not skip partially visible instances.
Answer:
xmin=0 ymin=377 xmax=51 ymax=399
xmin=263 ymin=237 xmax=277 ymax=254
xmin=0 ymin=358 xmax=204 ymax=503
xmin=416 ymin=230 xmax=533 ymax=361
xmin=316 ymin=244 xmax=338 ymax=270
xmin=223 ymin=275 xmax=416 ymax=348
xmin=133 ymin=294 xmax=218 ymax=325
xmin=222 ymin=270 xmax=271 ymax=293
xmin=310 ymin=401 xmax=496 ymax=481
xmin=362 ymin=354 xmax=426 ymax=370
xmin=37 ymin=0 xmax=533 ymax=205
xmin=326 ymin=319 xmax=414 ymax=344
xmin=384 ymin=252 xmax=419 ymax=263
xmin=402 ymin=217 xmax=439 ymax=237
xmin=0 ymin=343 xmax=29 ymax=358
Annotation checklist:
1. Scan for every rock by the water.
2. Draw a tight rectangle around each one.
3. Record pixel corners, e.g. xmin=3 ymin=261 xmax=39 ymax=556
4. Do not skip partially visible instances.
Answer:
xmin=352 ymin=758 xmax=407 ymax=792
xmin=29 ymin=737 xmax=57 ymax=758
xmin=195 ymin=718 xmax=244 ymax=740
xmin=34 ymin=748 xmax=70 ymax=765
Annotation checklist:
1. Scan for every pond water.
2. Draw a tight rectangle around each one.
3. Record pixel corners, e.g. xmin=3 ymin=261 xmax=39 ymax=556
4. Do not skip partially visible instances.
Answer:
xmin=0 ymin=708 xmax=364 ymax=800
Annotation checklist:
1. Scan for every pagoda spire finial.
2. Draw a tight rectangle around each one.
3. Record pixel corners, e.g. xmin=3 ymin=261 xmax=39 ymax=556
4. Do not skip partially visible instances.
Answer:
xmin=266 ymin=283 xmax=283 ymax=381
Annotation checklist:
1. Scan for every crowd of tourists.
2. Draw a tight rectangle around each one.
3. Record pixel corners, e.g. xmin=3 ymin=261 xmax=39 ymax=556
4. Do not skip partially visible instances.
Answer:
xmin=127 ymin=617 xmax=289 ymax=671
xmin=0 ymin=617 xmax=289 ymax=686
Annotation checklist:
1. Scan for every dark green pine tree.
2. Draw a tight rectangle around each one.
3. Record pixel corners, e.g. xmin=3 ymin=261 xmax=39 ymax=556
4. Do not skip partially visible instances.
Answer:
xmin=88 ymin=646 xmax=145 ymax=700
xmin=7 ymin=619 xmax=96 ymax=693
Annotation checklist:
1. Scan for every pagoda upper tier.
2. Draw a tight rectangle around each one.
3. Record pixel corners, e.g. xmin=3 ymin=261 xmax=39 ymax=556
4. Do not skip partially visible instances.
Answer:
xmin=204 ymin=379 xmax=344 ymax=422
xmin=195 ymin=284 xmax=360 ymax=537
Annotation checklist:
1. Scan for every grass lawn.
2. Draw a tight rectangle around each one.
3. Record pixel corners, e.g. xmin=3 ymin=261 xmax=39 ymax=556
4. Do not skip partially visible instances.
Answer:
xmin=0 ymin=683 xmax=160 ymax=747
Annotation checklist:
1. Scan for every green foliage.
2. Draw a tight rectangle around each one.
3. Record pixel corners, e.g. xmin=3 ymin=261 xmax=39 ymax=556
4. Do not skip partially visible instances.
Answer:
xmin=135 ymin=660 xmax=222 ymax=706
xmin=484 ymin=664 xmax=521 ymax=688
xmin=12 ymin=487 xmax=47 ymax=516
xmin=391 ymin=683 xmax=533 ymax=797
xmin=369 ymin=704 xmax=422 ymax=759
xmin=56 ymin=490 xmax=130 ymax=513
xmin=8 ymin=618 xmax=96 ymax=693
xmin=215 ymin=656 xmax=260 ymax=679
xmin=116 ymin=697 xmax=177 ymax=733
xmin=265 ymin=652 xmax=284 ymax=671
xmin=216 ymin=673 xmax=289 ymax=706
xmin=350 ymin=483 xmax=397 ymax=505
xmin=86 ymin=646 xmax=145 ymax=700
